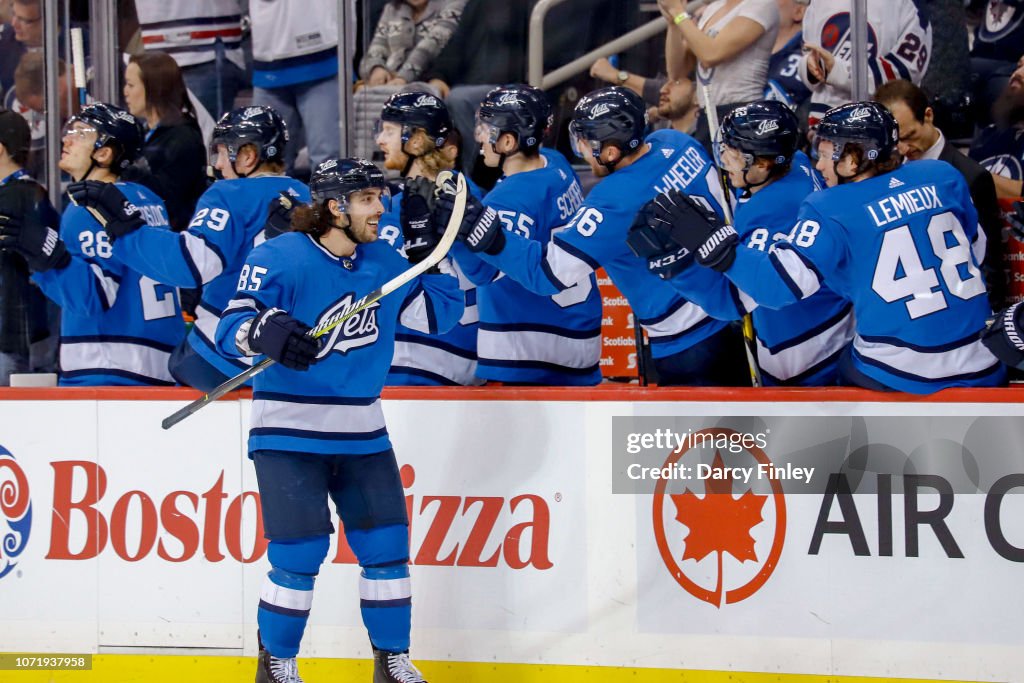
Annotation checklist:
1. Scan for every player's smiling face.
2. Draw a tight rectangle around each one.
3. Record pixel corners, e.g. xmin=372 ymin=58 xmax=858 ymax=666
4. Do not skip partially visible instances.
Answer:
xmin=343 ymin=189 xmax=386 ymax=243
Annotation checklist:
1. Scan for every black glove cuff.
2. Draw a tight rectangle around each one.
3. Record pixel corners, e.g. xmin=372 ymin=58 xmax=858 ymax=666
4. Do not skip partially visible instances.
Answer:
xmin=483 ymin=225 xmax=506 ymax=255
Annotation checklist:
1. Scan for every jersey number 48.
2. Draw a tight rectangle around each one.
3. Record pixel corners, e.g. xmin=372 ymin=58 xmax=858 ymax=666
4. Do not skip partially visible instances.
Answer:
xmin=871 ymin=212 xmax=985 ymax=319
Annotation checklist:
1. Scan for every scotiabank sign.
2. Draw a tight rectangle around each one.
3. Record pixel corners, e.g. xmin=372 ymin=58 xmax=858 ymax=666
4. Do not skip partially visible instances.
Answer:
xmin=43 ymin=461 xmax=554 ymax=570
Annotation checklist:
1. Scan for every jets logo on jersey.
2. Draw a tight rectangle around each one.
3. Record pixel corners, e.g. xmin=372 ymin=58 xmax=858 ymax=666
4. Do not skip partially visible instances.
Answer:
xmin=820 ymin=13 xmax=879 ymax=60
xmin=756 ymin=119 xmax=780 ymax=136
xmin=981 ymin=154 xmax=1023 ymax=180
xmin=313 ymin=293 xmax=380 ymax=357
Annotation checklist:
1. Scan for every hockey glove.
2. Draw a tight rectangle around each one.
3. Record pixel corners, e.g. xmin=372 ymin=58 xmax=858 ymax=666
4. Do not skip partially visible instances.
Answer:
xmin=651 ymin=189 xmax=738 ymax=273
xmin=0 ymin=214 xmax=70 ymax=272
xmin=627 ymin=200 xmax=693 ymax=279
xmin=1009 ymin=201 xmax=1024 ymax=242
xmin=434 ymin=174 xmax=504 ymax=255
xmin=246 ymin=308 xmax=321 ymax=371
xmin=981 ymin=303 xmax=1024 ymax=370
xmin=401 ymin=177 xmax=439 ymax=264
xmin=264 ymin=192 xmax=296 ymax=239
xmin=67 ymin=180 xmax=145 ymax=242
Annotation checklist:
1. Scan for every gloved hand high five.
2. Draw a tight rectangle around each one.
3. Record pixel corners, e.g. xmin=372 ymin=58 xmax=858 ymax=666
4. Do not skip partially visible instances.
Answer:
xmin=626 ymin=200 xmax=693 ymax=279
xmin=433 ymin=171 xmax=503 ymax=255
xmin=67 ymin=180 xmax=146 ymax=242
xmin=981 ymin=303 xmax=1024 ymax=370
xmin=0 ymin=214 xmax=70 ymax=271
xmin=401 ymin=176 xmax=439 ymax=264
xmin=247 ymin=308 xmax=321 ymax=371
xmin=648 ymin=189 xmax=738 ymax=273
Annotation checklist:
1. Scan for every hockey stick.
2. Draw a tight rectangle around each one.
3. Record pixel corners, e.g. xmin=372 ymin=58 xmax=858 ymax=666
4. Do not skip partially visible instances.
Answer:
xmin=69 ymin=27 xmax=114 ymax=228
xmin=160 ymin=172 xmax=469 ymax=430
xmin=702 ymin=86 xmax=763 ymax=388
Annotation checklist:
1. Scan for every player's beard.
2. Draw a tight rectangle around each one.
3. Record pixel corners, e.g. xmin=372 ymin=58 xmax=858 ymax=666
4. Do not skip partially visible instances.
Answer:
xmin=993 ymin=84 xmax=1024 ymax=129
xmin=383 ymin=149 xmax=410 ymax=172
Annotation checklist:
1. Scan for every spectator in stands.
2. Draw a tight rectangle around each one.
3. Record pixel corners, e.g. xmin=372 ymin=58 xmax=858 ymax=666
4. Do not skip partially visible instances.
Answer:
xmin=358 ymin=0 xmax=467 ymax=89
xmin=875 ymin=79 xmax=1007 ymax=309
xmin=249 ymin=0 xmax=340 ymax=173
xmin=969 ymin=0 xmax=1024 ymax=127
xmin=11 ymin=53 xmax=73 ymax=179
xmin=0 ymin=17 xmax=24 ymax=100
xmin=764 ymin=0 xmax=810 ymax=110
xmin=650 ymin=77 xmax=699 ymax=133
xmin=589 ymin=57 xmax=665 ymax=107
xmin=0 ymin=108 xmax=57 ymax=384
xmin=970 ymin=54 xmax=1024 ymax=200
xmin=10 ymin=0 xmax=40 ymax=50
xmin=799 ymin=0 xmax=931 ymax=126
xmin=123 ymin=52 xmax=206 ymax=233
xmin=658 ymin=0 xmax=779 ymax=148
xmin=134 ymin=0 xmax=247 ymax=120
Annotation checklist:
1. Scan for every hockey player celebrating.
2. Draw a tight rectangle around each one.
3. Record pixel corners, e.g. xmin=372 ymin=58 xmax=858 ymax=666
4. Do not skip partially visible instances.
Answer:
xmin=0 ymin=103 xmax=185 ymax=385
xmin=632 ymin=100 xmax=853 ymax=385
xmin=69 ymin=105 xmax=310 ymax=391
xmin=374 ymin=90 xmax=481 ymax=385
xmin=435 ymin=86 xmax=749 ymax=386
xmin=455 ymin=84 xmax=603 ymax=384
xmin=643 ymin=101 xmax=1004 ymax=393
xmin=215 ymin=158 xmax=461 ymax=683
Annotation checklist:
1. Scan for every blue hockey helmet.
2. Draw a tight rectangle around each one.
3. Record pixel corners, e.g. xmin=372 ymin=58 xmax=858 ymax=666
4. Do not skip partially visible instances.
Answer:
xmin=64 ymin=102 xmax=144 ymax=172
xmin=719 ymin=100 xmax=799 ymax=167
xmin=378 ymin=90 xmax=452 ymax=148
xmin=476 ymin=84 xmax=552 ymax=153
xmin=569 ymin=86 xmax=647 ymax=169
xmin=815 ymin=101 xmax=899 ymax=166
xmin=310 ymin=157 xmax=390 ymax=211
xmin=211 ymin=105 xmax=289 ymax=166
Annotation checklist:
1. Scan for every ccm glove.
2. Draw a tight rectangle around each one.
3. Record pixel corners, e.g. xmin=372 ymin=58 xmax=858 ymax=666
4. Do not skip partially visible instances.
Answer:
xmin=401 ymin=177 xmax=439 ymax=264
xmin=264 ymin=192 xmax=297 ymax=239
xmin=626 ymin=200 xmax=693 ymax=279
xmin=0 ymin=214 xmax=70 ymax=271
xmin=246 ymin=308 xmax=321 ymax=371
xmin=67 ymin=180 xmax=145 ymax=242
xmin=650 ymin=189 xmax=738 ymax=272
xmin=433 ymin=174 xmax=504 ymax=255
xmin=981 ymin=303 xmax=1024 ymax=370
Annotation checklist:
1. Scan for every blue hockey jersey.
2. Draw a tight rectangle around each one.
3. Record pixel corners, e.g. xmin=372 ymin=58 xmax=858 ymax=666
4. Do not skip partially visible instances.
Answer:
xmin=475 ymin=129 xmax=731 ymax=360
xmin=725 ymin=159 xmax=1004 ymax=393
xmin=215 ymin=231 xmax=463 ymax=456
xmin=451 ymin=148 xmax=602 ymax=385
xmin=668 ymin=152 xmax=853 ymax=385
xmin=114 ymin=175 xmax=310 ymax=379
xmin=764 ymin=32 xmax=811 ymax=109
xmin=34 ymin=181 xmax=185 ymax=386
xmin=378 ymin=187 xmax=482 ymax=386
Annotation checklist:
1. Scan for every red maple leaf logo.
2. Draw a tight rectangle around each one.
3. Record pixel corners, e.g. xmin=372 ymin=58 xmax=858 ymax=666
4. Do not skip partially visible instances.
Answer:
xmin=670 ymin=451 xmax=766 ymax=607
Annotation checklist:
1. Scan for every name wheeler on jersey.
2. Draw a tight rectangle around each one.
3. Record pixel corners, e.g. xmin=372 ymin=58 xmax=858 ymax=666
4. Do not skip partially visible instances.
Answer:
xmin=378 ymin=189 xmax=481 ymax=386
xmin=668 ymin=152 xmax=852 ymax=385
xmin=34 ymin=182 xmax=185 ymax=385
xmin=726 ymin=159 xmax=1003 ymax=393
xmin=216 ymin=232 xmax=463 ymax=455
xmin=114 ymin=175 xmax=310 ymax=379
xmin=476 ymin=129 xmax=730 ymax=359
xmin=452 ymin=148 xmax=602 ymax=385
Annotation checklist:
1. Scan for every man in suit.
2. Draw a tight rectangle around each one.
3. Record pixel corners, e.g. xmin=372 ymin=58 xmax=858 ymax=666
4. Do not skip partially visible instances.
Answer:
xmin=875 ymin=78 xmax=1008 ymax=309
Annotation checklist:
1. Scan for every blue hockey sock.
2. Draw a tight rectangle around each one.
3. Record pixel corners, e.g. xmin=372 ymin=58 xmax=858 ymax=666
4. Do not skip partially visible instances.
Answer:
xmin=258 ymin=537 xmax=329 ymax=658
